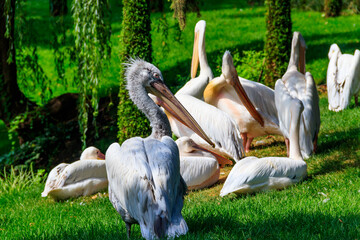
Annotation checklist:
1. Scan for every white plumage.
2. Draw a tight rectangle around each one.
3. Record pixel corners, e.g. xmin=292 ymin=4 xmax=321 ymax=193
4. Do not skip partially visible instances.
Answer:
xmin=220 ymin=92 xmax=307 ymax=196
xmin=41 ymin=146 xmax=107 ymax=201
xmin=106 ymin=59 xmax=213 ymax=239
xmin=327 ymin=43 xmax=360 ymax=111
xmin=176 ymin=136 xmax=233 ymax=190
xmin=204 ymin=51 xmax=282 ymax=153
xmin=275 ymin=32 xmax=320 ymax=159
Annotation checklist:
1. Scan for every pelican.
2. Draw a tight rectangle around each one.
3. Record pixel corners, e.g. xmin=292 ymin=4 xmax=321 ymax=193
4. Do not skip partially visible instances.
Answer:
xmin=160 ymin=20 xmax=244 ymax=162
xmin=204 ymin=51 xmax=282 ymax=152
xmin=41 ymin=146 xmax=107 ymax=201
xmin=176 ymin=136 xmax=233 ymax=190
xmin=275 ymin=32 xmax=320 ymax=158
xmin=176 ymin=20 xmax=213 ymax=99
xmin=105 ymin=59 xmax=214 ymax=239
xmin=327 ymin=43 xmax=360 ymax=111
xmin=220 ymin=95 xmax=307 ymax=196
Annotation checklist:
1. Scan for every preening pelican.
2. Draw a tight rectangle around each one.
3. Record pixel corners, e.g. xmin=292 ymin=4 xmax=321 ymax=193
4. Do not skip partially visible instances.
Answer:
xmin=275 ymin=32 xmax=320 ymax=159
xmin=105 ymin=59 xmax=214 ymax=239
xmin=327 ymin=43 xmax=360 ymax=111
xmin=42 ymin=146 xmax=107 ymax=201
xmin=220 ymin=96 xmax=307 ymax=196
xmin=176 ymin=136 xmax=233 ymax=190
xmin=161 ymin=20 xmax=244 ymax=162
xmin=204 ymin=51 xmax=282 ymax=152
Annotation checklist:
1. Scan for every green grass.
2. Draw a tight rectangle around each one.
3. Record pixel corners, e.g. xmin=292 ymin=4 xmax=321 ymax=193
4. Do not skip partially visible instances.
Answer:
xmin=1 ymin=95 xmax=359 ymax=239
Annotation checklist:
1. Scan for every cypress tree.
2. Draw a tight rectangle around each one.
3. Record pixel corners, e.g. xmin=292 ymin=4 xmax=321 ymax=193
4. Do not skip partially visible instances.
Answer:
xmin=324 ymin=0 xmax=343 ymax=17
xmin=117 ymin=0 xmax=152 ymax=143
xmin=264 ymin=0 xmax=292 ymax=88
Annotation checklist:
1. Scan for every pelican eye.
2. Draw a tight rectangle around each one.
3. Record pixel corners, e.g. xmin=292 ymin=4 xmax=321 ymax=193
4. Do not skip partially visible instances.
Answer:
xmin=153 ymin=72 xmax=160 ymax=80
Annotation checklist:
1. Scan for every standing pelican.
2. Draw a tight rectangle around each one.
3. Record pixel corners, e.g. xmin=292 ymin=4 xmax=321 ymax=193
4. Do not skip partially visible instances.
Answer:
xmin=105 ymin=59 xmax=214 ymax=239
xmin=204 ymin=51 xmax=282 ymax=152
xmin=327 ymin=43 xmax=360 ymax=111
xmin=41 ymin=146 xmax=107 ymax=201
xmin=275 ymin=32 xmax=320 ymax=159
xmin=161 ymin=20 xmax=244 ymax=162
xmin=220 ymin=95 xmax=306 ymax=196
xmin=176 ymin=136 xmax=233 ymax=190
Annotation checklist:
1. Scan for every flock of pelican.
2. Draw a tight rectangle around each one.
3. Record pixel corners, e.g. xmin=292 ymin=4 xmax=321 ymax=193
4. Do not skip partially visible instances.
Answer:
xmin=42 ymin=19 xmax=359 ymax=239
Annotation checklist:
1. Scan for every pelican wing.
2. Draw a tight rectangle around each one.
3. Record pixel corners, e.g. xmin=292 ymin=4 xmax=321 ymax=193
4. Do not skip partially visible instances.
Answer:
xmin=106 ymin=138 xmax=187 ymax=239
xmin=41 ymin=163 xmax=68 ymax=197
xmin=172 ymin=94 xmax=244 ymax=162
xmin=220 ymin=156 xmax=307 ymax=196
xmin=240 ymin=77 xmax=279 ymax=125
xmin=175 ymin=75 xmax=211 ymax=100
xmin=343 ymin=50 xmax=360 ymax=107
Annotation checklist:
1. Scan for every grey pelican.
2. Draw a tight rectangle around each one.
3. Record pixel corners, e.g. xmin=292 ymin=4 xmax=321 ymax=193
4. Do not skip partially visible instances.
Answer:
xmin=41 ymin=146 xmax=107 ymax=201
xmin=327 ymin=43 xmax=360 ymax=111
xmin=275 ymin=31 xmax=320 ymax=159
xmin=105 ymin=59 xmax=214 ymax=239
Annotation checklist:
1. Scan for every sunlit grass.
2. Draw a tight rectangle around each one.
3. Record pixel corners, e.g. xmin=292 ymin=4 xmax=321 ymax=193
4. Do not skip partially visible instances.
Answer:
xmin=1 ymin=94 xmax=359 ymax=239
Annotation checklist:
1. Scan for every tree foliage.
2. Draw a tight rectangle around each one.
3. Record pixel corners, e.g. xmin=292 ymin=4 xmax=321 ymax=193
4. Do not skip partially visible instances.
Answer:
xmin=264 ymin=0 xmax=292 ymax=88
xmin=117 ymin=0 xmax=153 ymax=144
xmin=72 ymin=0 xmax=111 ymax=149
xmin=324 ymin=0 xmax=343 ymax=17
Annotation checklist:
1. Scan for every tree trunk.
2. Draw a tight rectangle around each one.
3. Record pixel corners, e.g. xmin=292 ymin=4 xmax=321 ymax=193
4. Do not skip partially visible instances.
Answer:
xmin=264 ymin=0 xmax=292 ymax=88
xmin=324 ymin=0 xmax=343 ymax=17
xmin=117 ymin=0 xmax=152 ymax=144
xmin=50 ymin=0 xmax=68 ymax=17
xmin=0 ymin=0 xmax=29 ymax=125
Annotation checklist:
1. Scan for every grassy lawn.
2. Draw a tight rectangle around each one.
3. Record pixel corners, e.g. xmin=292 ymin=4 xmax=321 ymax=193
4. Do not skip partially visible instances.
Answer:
xmin=1 ymin=94 xmax=359 ymax=239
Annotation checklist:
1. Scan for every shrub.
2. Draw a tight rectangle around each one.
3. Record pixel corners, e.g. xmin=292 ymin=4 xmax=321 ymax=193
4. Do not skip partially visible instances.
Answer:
xmin=324 ymin=0 xmax=343 ymax=17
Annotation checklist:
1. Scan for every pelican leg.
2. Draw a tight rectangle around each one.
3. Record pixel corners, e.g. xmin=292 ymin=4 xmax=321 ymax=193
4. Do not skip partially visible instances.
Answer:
xmin=313 ymin=133 xmax=318 ymax=153
xmin=285 ymin=137 xmax=290 ymax=157
xmin=126 ymin=222 xmax=132 ymax=239
xmin=246 ymin=137 xmax=253 ymax=153
xmin=241 ymin=133 xmax=248 ymax=152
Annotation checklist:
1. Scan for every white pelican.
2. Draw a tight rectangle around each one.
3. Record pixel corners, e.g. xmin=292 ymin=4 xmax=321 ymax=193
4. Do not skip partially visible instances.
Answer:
xmin=105 ymin=59 xmax=214 ymax=239
xmin=220 ymin=95 xmax=307 ymax=196
xmin=275 ymin=32 xmax=320 ymax=159
xmin=159 ymin=20 xmax=244 ymax=162
xmin=176 ymin=136 xmax=233 ymax=190
xmin=327 ymin=43 xmax=360 ymax=111
xmin=204 ymin=51 xmax=282 ymax=152
xmin=176 ymin=20 xmax=213 ymax=99
xmin=41 ymin=146 xmax=107 ymax=201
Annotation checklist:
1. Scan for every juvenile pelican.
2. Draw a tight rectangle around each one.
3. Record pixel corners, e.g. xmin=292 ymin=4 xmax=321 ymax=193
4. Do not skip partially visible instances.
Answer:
xmin=220 ymin=95 xmax=306 ymax=196
xmin=41 ymin=146 xmax=107 ymax=201
xmin=105 ymin=59 xmax=214 ymax=239
xmin=275 ymin=32 xmax=320 ymax=159
xmin=176 ymin=136 xmax=233 ymax=190
xmin=327 ymin=43 xmax=360 ymax=111
xmin=204 ymin=51 xmax=282 ymax=152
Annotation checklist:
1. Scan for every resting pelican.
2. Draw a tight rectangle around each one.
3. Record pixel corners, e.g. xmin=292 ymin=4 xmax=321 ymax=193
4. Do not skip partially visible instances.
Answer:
xmin=105 ymin=59 xmax=214 ymax=239
xmin=160 ymin=20 xmax=244 ymax=162
xmin=327 ymin=43 xmax=360 ymax=111
xmin=204 ymin=51 xmax=282 ymax=152
xmin=176 ymin=136 xmax=233 ymax=190
xmin=41 ymin=146 xmax=107 ymax=201
xmin=275 ymin=32 xmax=320 ymax=158
xmin=220 ymin=95 xmax=307 ymax=196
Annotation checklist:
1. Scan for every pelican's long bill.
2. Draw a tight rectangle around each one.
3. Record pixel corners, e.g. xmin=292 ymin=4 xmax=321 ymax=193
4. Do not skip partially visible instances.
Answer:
xmin=149 ymin=80 xmax=215 ymax=148
xmin=191 ymin=142 xmax=233 ymax=168
xmin=191 ymin=31 xmax=199 ymax=79
xmin=230 ymin=74 xmax=264 ymax=127
xmin=97 ymin=151 xmax=106 ymax=160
